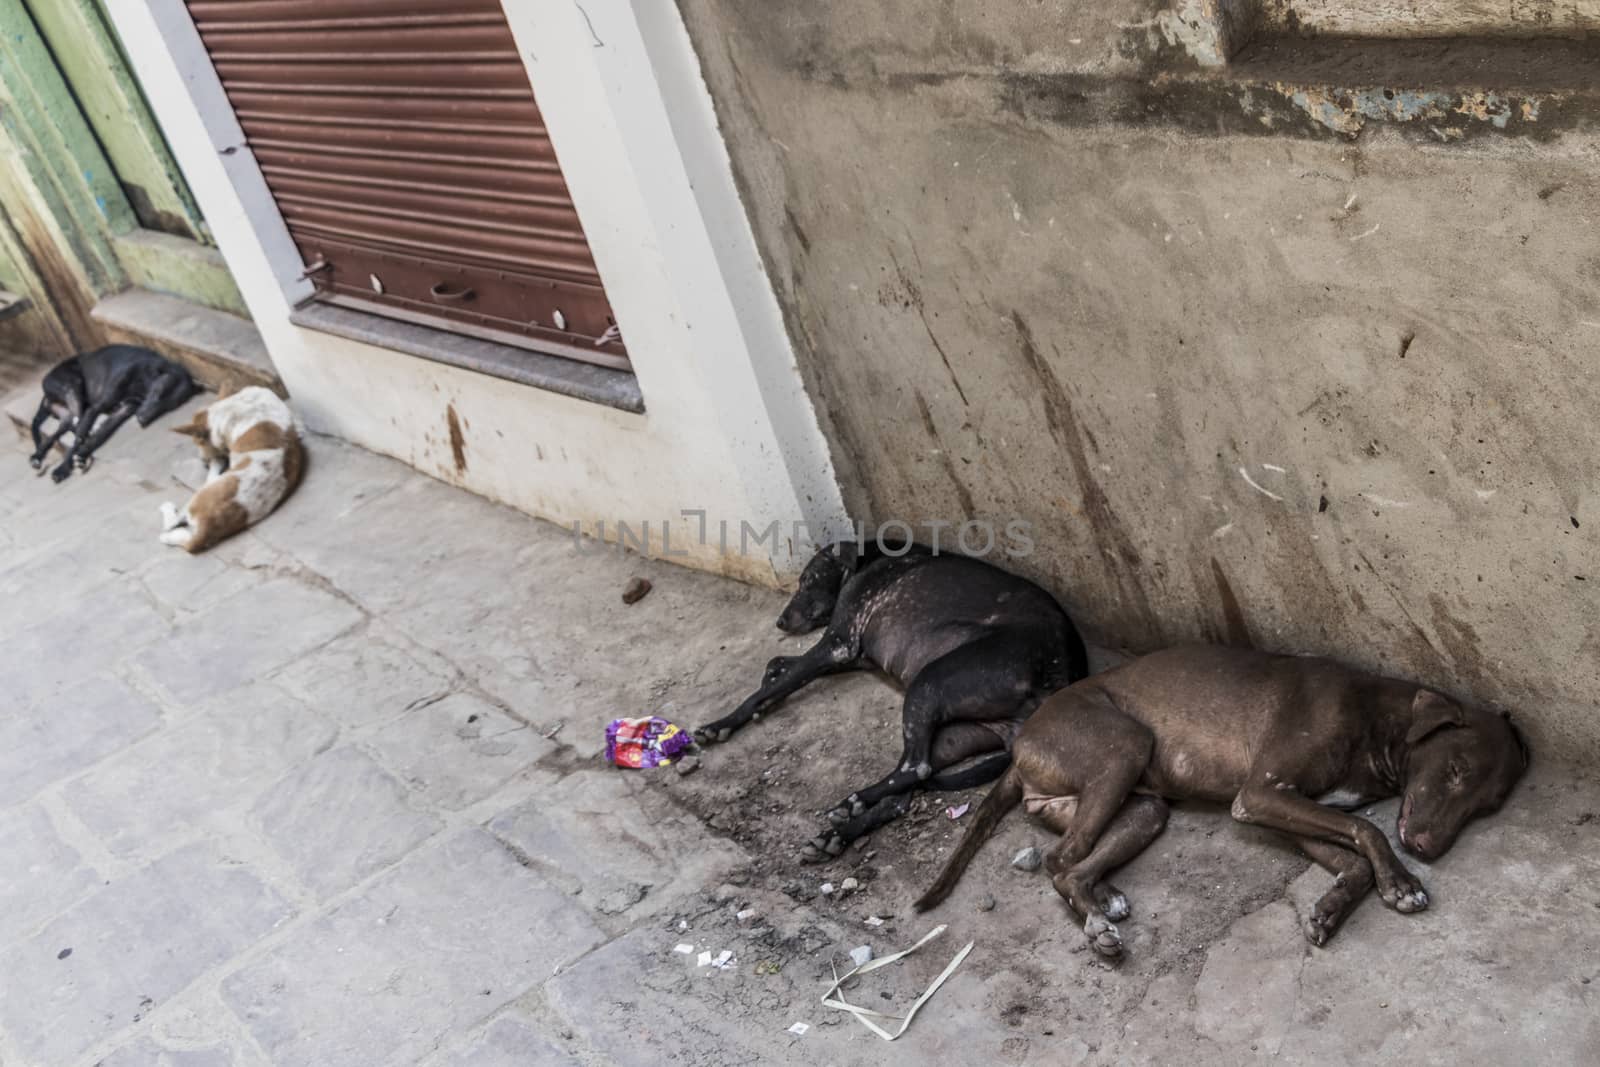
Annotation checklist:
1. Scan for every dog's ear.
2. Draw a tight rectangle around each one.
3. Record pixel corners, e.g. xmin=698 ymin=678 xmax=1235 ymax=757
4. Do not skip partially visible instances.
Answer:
xmin=1406 ymin=689 xmax=1465 ymax=746
xmin=169 ymin=409 xmax=209 ymax=439
xmin=836 ymin=540 xmax=860 ymax=574
xmin=1503 ymin=711 xmax=1531 ymax=769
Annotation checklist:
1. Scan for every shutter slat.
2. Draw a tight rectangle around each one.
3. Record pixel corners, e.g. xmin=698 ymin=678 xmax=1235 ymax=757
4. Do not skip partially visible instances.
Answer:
xmin=185 ymin=0 xmax=627 ymax=368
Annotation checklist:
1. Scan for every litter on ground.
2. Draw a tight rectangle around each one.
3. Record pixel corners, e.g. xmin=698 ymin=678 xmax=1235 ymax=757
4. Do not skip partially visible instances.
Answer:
xmin=787 ymin=1022 xmax=810 ymax=1037
xmin=822 ymin=925 xmax=974 ymax=1041
xmin=674 ymin=943 xmax=694 ymax=954
xmin=946 ymin=803 xmax=970 ymax=820
xmin=604 ymin=715 xmax=695 ymax=768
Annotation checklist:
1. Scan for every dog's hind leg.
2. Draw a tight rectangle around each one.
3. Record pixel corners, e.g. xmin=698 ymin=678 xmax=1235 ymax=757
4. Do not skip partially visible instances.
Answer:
xmin=802 ymin=729 xmax=1008 ymax=860
xmin=825 ymin=634 xmax=1042 ymax=822
xmin=1295 ymin=837 xmax=1375 ymax=947
xmin=64 ymin=399 xmax=137 ymax=474
xmin=136 ymin=370 xmax=195 ymax=426
xmin=801 ymin=793 xmax=912 ymax=863
xmin=1047 ymin=795 xmax=1168 ymax=959
xmin=28 ymin=401 xmax=70 ymax=469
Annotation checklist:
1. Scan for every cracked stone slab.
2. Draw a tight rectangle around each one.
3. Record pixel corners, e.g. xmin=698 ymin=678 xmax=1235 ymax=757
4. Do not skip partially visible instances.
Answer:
xmin=1192 ymin=898 xmax=1303 ymax=1055
xmin=95 ymin=989 xmax=269 ymax=1067
xmin=64 ymin=682 xmax=340 ymax=858
xmin=134 ymin=547 xmax=269 ymax=615
xmin=250 ymin=745 xmax=443 ymax=900
xmin=0 ymin=670 xmax=164 ymax=808
xmin=274 ymin=625 xmax=453 ymax=729
xmin=0 ymin=842 xmax=293 ymax=1065
xmin=2 ymin=586 xmax=170 ymax=711
xmin=487 ymin=771 xmax=749 ymax=919
xmin=365 ymin=691 xmax=556 ymax=810
xmin=434 ymin=1014 xmax=574 ymax=1066
xmin=132 ymin=576 xmax=364 ymax=707
xmin=0 ymin=804 xmax=101 ymax=950
xmin=221 ymin=829 xmax=604 ymax=1067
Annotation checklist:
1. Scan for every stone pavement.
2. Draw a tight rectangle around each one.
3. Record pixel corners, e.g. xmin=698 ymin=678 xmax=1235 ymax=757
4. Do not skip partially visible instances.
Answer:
xmin=3 ymin=391 xmax=1599 ymax=1067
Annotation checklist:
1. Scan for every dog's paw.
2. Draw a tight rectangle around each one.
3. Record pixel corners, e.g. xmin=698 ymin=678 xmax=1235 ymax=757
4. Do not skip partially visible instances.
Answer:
xmin=49 ymin=463 xmax=72 ymax=484
xmin=826 ymin=794 xmax=866 ymax=826
xmin=1393 ymin=887 xmax=1429 ymax=913
xmin=1304 ymin=909 xmax=1338 ymax=947
xmin=28 ymin=454 xmax=42 ymax=470
xmin=693 ymin=723 xmax=733 ymax=746
xmin=74 ymin=454 xmax=93 ymax=472
xmin=800 ymin=831 xmax=845 ymax=864
xmin=1093 ymin=882 xmax=1130 ymax=923
xmin=1377 ymin=868 xmax=1429 ymax=913
xmin=1084 ymin=913 xmax=1124 ymax=959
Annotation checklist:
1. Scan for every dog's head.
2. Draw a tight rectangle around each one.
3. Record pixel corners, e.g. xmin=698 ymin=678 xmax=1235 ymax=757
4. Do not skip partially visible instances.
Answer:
xmin=775 ymin=542 xmax=861 ymax=634
xmin=170 ymin=409 xmax=225 ymax=464
xmin=1398 ymin=690 xmax=1528 ymax=860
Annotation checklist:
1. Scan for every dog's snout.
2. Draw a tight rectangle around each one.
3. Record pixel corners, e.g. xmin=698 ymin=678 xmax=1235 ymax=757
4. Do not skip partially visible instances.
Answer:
xmin=1402 ymin=830 xmax=1437 ymax=859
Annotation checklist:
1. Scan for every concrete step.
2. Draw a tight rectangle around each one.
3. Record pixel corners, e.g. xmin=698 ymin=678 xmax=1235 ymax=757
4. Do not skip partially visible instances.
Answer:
xmin=90 ymin=288 xmax=283 ymax=397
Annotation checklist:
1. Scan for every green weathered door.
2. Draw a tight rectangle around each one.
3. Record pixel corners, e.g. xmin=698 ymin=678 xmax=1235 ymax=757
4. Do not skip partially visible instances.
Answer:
xmin=0 ymin=0 xmax=245 ymax=356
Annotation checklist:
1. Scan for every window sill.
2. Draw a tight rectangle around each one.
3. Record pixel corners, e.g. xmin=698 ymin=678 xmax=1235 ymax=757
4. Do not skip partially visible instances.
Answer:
xmin=290 ymin=302 xmax=645 ymax=414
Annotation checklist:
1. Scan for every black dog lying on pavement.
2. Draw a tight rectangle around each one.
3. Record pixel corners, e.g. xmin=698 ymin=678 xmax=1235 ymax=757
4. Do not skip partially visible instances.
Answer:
xmin=29 ymin=345 xmax=196 ymax=483
xmin=916 ymin=645 xmax=1528 ymax=958
xmin=696 ymin=541 xmax=1088 ymax=861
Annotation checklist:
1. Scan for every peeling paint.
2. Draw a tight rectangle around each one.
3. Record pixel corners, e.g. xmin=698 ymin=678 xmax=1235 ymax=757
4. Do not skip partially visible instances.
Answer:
xmin=1151 ymin=0 xmax=1259 ymax=68
xmin=1269 ymin=84 xmax=1535 ymax=137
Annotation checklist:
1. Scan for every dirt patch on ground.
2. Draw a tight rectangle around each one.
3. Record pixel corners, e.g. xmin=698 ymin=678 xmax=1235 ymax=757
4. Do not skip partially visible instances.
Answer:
xmin=638 ymin=650 xmax=1315 ymax=1048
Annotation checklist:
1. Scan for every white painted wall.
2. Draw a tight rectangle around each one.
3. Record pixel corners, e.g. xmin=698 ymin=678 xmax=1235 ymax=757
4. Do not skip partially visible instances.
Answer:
xmin=105 ymin=0 xmax=848 ymax=584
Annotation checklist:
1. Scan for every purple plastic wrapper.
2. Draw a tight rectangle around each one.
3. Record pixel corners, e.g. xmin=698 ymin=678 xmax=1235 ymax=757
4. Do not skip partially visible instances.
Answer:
xmin=605 ymin=716 xmax=694 ymax=768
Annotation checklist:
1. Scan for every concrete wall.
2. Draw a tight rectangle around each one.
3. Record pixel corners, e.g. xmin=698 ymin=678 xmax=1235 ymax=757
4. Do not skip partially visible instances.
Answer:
xmin=678 ymin=0 xmax=1600 ymax=754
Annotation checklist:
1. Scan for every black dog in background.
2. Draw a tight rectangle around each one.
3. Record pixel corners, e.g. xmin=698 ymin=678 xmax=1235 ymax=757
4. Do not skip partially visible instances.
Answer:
xmin=697 ymin=540 xmax=1088 ymax=860
xmin=29 ymin=345 xmax=197 ymax=483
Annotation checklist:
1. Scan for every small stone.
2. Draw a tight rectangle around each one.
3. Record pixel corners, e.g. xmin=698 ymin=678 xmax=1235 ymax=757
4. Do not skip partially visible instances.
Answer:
xmin=675 ymin=754 xmax=701 ymax=777
xmin=819 ymin=882 xmax=835 ymax=895
xmin=977 ymin=894 xmax=996 ymax=912
xmin=849 ymin=945 xmax=874 ymax=968
xmin=840 ymin=877 xmax=859 ymax=892
xmin=1012 ymin=846 xmax=1043 ymax=872
xmin=621 ymin=577 xmax=652 ymax=604
xmin=736 ymin=909 xmax=757 ymax=924
xmin=56 ymin=948 xmax=72 ymax=961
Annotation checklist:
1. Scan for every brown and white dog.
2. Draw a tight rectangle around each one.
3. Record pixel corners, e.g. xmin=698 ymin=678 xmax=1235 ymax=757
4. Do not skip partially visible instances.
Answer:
xmin=159 ymin=386 xmax=303 ymax=552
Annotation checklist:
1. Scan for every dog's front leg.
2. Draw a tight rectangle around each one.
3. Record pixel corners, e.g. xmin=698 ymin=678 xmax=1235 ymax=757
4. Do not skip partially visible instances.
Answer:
xmin=694 ymin=636 xmax=856 ymax=745
xmin=1231 ymin=781 xmax=1427 ymax=913
xmin=1295 ymin=837 xmax=1376 ymax=946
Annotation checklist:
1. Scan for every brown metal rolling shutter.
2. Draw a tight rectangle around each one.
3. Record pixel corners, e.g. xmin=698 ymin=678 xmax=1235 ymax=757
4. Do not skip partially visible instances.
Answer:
xmin=186 ymin=0 xmax=628 ymax=370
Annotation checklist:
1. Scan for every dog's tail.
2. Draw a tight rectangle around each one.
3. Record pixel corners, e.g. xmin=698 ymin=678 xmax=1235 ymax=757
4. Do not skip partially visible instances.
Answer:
xmin=915 ymin=765 xmax=1024 ymax=912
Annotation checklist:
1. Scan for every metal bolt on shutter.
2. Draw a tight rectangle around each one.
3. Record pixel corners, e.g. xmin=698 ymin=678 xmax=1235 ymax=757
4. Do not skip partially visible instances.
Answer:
xmin=186 ymin=0 xmax=629 ymax=370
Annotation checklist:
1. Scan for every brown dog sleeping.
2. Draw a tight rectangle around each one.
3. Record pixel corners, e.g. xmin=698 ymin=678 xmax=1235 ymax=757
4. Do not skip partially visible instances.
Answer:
xmin=915 ymin=645 xmax=1527 ymax=958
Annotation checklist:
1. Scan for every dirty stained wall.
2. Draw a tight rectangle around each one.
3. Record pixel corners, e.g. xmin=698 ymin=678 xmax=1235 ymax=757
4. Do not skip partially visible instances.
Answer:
xmin=677 ymin=0 xmax=1600 ymax=756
